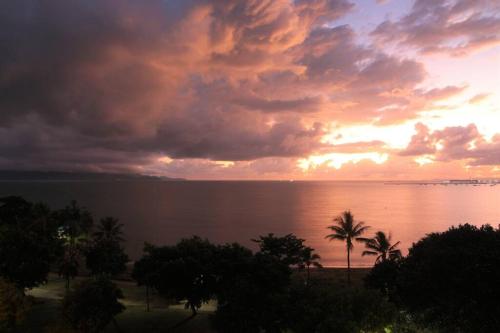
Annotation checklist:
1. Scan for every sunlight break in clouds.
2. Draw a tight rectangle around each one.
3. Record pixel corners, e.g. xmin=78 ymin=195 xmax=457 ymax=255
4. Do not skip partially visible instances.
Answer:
xmin=0 ymin=0 xmax=498 ymax=179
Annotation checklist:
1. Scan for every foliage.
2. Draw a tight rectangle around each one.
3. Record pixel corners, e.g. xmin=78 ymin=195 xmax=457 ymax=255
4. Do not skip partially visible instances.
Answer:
xmin=62 ymin=277 xmax=125 ymax=333
xmin=253 ymin=233 xmax=322 ymax=285
xmin=93 ymin=217 xmax=124 ymax=242
xmin=287 ymin=283 xmax=397 ymax=333
xmin=364 ymin=259 xmax=401 ymax=299
xmin=0 ymin=196 xmax=62 ymax=290
xmin=84 ymin=239 xmax=129 ymax=277
xmin=396 ymin=224 xmax=500 ymax=332
xmin=54 ymin=200 xmax=93 ymax=288
xmin=0 ymin=225 xmax=53 ymax=290
xmin=362 ymin=231 xmax=402 ymax=263
xmin=131 ymin=243 xmax=158 ymax=287
xmin=252 ymin=233 xmax=308 ymax=266
xmin=326 ymin=210 xmax=370 ymax=284
xmin=54 ymin=200 xmax=93 ymax=246
xmin=298 ymin=246 xmax=322 ymax=285
xmin=0 ymin=278 xmax=33 ymax=331
xmin=85 ymin=218 xmax=128 ymax=277
xmin=133 ymin=236 xmax=217 ymax=315
xmin=212 ymin=250 xmax=292 ymax=333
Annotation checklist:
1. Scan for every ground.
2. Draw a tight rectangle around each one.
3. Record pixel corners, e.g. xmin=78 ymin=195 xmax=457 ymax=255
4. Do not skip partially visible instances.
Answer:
xmin=20 ymin=268 xmax=369 ymax=332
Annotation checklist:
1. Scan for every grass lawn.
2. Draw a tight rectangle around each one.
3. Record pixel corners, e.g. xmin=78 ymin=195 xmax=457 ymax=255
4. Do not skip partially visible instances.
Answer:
xmin=21 ymin=268 xmax=369 ymax=332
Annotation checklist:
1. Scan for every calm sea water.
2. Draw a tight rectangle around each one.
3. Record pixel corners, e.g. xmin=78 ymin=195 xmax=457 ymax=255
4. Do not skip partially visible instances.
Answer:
xmin=1 ymin=181 xmax=499 ymax=267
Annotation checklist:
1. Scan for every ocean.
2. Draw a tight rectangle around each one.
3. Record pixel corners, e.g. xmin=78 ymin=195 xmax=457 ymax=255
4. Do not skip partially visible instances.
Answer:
xmin=1 ymin=180 xmax=499 ymax=267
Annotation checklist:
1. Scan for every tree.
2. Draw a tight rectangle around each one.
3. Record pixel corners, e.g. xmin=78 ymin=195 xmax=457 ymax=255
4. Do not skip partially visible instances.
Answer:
xmin=133 ymin=237 xmax=217 ymax=316
xmin=59 ymin=247 xmax=80 ymax=290
xmin=364 ymin=259 xmax=400 ymax=298
xmin=55 ymin=201 xmax=93 ymax=289
xmin=298 ymin=247 xmax=322 ymax=286
xmin=84 ymin=239 xmax=128 ymax=277
xmin=93 ymin=217 xmax=124 ymax=242
xmin=0 ymin=278 xmax=32 ymax=332
xmin=85 ymin=218 xmax=128 ymax=277
xmin=252 ymin=233 xmax=307 ymax=267
xmin=0 ymin=197 xmax=60 ymax=291
xmin=55 ymin=200 xmax=93 ymax=246
xmin=62 ymin=277 xmax=125 ymax=333
xmin=287 ymin=284 xmax=397 ymax=333
xmin=396 ymin=224 xmax=500 ymax=332
xmin=212 ymin=249 xmax=292 ymax=333
xmin=362 ymin=231 xmax=402 ymax=263
xmin=132 ymin=243 xmax=158 ymax=312
xmin=325 ymin=210 xmax=369 ymax=285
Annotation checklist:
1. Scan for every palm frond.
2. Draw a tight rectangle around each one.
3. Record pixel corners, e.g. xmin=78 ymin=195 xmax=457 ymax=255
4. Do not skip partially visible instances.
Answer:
xmin=362 ymin=250 xmax=378 ymax=256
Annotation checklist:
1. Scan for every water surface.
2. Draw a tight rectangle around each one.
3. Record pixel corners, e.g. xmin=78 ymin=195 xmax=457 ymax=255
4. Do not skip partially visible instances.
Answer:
xmin=1 ymin=181 xmax=498 ymax=266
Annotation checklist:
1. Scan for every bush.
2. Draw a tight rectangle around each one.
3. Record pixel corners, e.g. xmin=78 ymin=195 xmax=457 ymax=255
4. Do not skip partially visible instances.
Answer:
xmin=364 ymin=259 xmax=400 ymax=299
xmin=396 ymin=224 xmax=500 ymax=332
xmin=0 ymin=278 xmax=32 ymax=332
xmin=62 ymin=277 xmax=125 ymax=333
xmin=212 ymin=250 xmax=292 ymax=333
xmin=287 ymin=284 xmax=397 ymax=333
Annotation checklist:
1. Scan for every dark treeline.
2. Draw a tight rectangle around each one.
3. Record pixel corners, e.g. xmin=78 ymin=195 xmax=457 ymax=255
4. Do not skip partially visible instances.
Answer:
xmin=1 ymin=196 xmax=500 ymax=332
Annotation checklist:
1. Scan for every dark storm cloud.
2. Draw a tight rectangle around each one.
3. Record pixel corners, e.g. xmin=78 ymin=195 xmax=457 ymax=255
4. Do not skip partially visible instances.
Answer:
xmin=0 ymin=0 xmax=465 ymax=173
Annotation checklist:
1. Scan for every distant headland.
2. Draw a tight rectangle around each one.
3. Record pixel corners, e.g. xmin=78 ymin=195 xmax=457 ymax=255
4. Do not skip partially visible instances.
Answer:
xmin=0 ymin=170 xmax=184 ymax=182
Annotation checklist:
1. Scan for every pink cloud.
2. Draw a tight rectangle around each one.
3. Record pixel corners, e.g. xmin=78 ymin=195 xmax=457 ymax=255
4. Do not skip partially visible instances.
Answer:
xmin=372 ymin=0 xmax=500 ymax=56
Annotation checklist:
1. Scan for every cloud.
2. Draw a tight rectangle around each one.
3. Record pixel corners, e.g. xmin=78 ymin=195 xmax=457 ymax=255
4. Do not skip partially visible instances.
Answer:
xmin=468 ymin=93 xmax=490 ymax=104
xmin=400 ymin=123 xmax=500 ymax=166
xmin=372 ymin=0 xmax=500 ymax=56
xmin=0 ymin=0 xmax=489 ymax=178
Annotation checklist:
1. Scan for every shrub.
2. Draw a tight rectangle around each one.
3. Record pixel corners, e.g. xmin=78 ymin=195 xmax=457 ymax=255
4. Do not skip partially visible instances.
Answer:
xmin=396 ymin=224 xmax=500 ymax=332
xmin=0 ymin=278 xmax=32 ymax=331
xmin=62 ymin=277 xmax=124 ymax=333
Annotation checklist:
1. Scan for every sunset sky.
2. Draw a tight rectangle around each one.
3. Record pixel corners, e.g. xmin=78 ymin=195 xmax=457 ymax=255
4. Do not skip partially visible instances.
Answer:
xmin=1 ymin=0 xmax=499 ymax=180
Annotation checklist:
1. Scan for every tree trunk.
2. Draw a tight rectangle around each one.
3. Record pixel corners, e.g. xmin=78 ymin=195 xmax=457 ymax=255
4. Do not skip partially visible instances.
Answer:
xmin=112 ymin=317 xmax=122 ymax=332
xmin=306 ymin=265 xmax=310 ymax=286
xmin=347 ymin=245 xmax=351 ymax=285
xmin=190 ymin=303 xmax=197 ymax=317
xmin=145 ymin=285 xmax=150 ymax=312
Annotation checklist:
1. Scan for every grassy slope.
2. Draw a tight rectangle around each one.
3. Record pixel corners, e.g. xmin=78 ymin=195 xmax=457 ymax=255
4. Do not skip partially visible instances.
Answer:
xmin=22 ymin=269 xmax=369 ymax=332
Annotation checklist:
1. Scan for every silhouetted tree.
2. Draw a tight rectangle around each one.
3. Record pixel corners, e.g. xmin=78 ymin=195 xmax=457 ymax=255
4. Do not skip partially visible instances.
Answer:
xmin=134 ymin=237 xmax=217 ymax=317
xmin=298 ymin=247 xmax=322 ymax=286
xmin=59 ymin=248 xmax=80 ymax=290
xmin=55 ymin=200 xmax=93 ymax=246
xmin=364 ymin=259 xmax=400 ymax=298
xmin=55 ymin=201 xmax=93 ymax=289
xmin=212 ymin=250 xmax=292 ymax=333
xmin=0 ymin=278 xmax=32 ymax=332
xmin=0 ymin=197 xmax=58 ymax=291
xmin=85 ymin=218 xmax=128 ymax=277
xmin=396 ymin=224 xmax=500 ymax=332
xmin=84 ymin=239 xmax=128 ymax=277
xmin=93 ymin=217 xmax=124 ymax=242
xmin=287 ymin=284 xmax=397 ymax=333
xmin=62 ymin=277 xmax=124 ymax=333
xmin=326 ymin=210 xmax=369 ymax=285
xmin=132 ymin=243 xmax=158 ymax=312
xmin=362 ymin=231 xmax=402 ymax=263
xmin=252 ymin=233 xmax=307 ymax=266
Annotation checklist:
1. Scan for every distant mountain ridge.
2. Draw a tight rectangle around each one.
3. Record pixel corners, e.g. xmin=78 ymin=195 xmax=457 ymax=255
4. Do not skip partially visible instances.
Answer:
xmin=0 ymin=170 xmax=184 ymax=181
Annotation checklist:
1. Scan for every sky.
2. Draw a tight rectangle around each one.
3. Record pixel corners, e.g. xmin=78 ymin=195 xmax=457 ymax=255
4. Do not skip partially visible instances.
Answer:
xmin=0 ymin=0 xmax=499 ymax=180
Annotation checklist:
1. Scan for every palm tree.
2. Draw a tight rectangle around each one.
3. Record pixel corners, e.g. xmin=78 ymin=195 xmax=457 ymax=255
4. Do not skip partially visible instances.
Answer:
xmin=94 ymin=217 xmax=124 ymax=242
xmin=299 ymin=247 xmax=322 ymax=286
xmin=326 ymin=210 xmax=369 ymax=285
xmin=362 ymin=231 xmax=401 ymax=263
